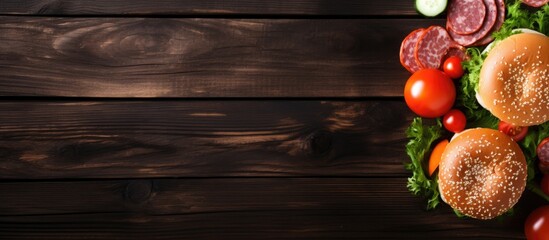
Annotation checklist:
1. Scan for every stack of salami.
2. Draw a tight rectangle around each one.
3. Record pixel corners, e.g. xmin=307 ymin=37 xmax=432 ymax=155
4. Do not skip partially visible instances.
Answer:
xmin=400 ymin=0 xmax=509 ymax=73
xmin=400 ymin=0 xmax=548 ymax=73
xmin=447 ymin=0 xmax=506 ymax=47
xmin=400 ymin=26 xmax=465 ymax=73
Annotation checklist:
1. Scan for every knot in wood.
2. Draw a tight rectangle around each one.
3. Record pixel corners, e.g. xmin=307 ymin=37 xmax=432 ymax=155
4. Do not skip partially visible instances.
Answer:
xmin=125 ymin=180 xmax=153 ymax=204
xmin=306 ymin=131 xmax=332 ymax=157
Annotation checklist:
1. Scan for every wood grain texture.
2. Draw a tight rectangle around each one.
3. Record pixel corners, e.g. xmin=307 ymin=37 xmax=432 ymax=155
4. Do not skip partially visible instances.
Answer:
xmin=0 ymin=178 xmax=535 ymax=239
xmin=0 ymin=0 xmax=419 ymax=16
xmin=0 ymin=100 xmax=414 ymax=179
xmin=0 ymin=17 xmax=444 ymax=97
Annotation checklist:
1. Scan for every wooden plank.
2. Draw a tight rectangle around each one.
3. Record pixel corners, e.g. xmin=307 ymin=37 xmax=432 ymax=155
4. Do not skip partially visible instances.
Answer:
xmin=0 ymin=17 xmax=444 ymax=97
xmin=0 ymin=100 xmax=415 ymax=179
xmin=0 ymin=0 xmax=421 ymax=16
xmin=0 ymin=178 xmax=535 ymax=239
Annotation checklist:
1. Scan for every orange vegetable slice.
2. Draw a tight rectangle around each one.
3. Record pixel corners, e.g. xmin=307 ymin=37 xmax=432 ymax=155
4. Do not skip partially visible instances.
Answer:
xmin=429 ymin=139 xmax=449 ymax=176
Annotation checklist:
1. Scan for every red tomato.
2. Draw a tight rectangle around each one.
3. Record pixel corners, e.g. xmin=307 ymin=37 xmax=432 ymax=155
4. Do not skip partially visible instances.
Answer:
xmin=542 ymin=175 xmax=549 ymax=196
xmin=404 ymin=69 xmax=456 ymax=118
xmin=443 ymin=56 xmax=464 ymax=79
xmin=498 ymin=121 xmax=528 ymax=142
xmin=443 ymin=109 xmax=466 ymax=133
xmin=525 ymin=206 xmax=549 ymax=240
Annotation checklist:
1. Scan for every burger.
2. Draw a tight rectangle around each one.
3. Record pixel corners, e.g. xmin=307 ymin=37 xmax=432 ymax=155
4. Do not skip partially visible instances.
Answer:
xmin=477 ymin=32 xmax=549 ymax=126
xmin=438 ymin=128 xmax=527 ymax=219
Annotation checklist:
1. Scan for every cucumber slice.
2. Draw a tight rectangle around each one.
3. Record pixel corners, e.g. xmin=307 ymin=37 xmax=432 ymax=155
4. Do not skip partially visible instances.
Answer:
xmin=416 ymin=0 xmax=447 ymax=17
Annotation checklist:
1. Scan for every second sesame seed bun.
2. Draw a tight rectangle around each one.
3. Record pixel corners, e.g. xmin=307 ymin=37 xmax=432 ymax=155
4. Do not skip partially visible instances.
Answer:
xmin=478 ymin=33 xmax=549 ymax=126
xmin=438 ymin=128 xmax=527 ymax=220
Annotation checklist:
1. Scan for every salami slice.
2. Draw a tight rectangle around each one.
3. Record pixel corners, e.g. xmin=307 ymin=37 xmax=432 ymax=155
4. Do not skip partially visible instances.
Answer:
xmin=522 ymin=0 xmax=549 ymax=7
xmin=449 ymin=0 xmax=498 ymax=46
xmin=447 ymin=0 xmax=486 ymax=35
xmin=474 ymin=0 xmax=505 ymax=46
xmin=540 ymin=163 xmax=549 ymax=175
xmin=538 ymin=140 xmax=549 ymax=174
xmin=400 ymin=28 xmax=425 ymax=73
xmin=539 ymin=142 xmax=549 ymax=163
xmin=415 ymin=26 xmax=453 ymax=69
xmin=443 ymin=46 xmax=470 ymax=62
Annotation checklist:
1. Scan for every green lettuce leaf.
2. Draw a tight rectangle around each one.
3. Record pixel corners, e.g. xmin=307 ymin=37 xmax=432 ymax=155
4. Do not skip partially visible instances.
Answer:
xmin=405 ymin=118 xmax=443 ymax=210
xmin=493 ymin=0 xmax=548 ymax=41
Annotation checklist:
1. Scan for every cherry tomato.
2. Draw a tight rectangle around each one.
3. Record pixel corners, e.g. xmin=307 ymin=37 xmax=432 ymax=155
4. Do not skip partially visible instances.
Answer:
xmin=525 ymin=206 xmax=549 ymax=240
xmin=443 ymin=109 xmax=466 ymax=133
xmin=404 ymin=69 xmax=456 ymax=118
xmin=429 ymin=139 xmax=449 ymax=176
xmin=443 ymin=56 xmax=464 ymax=79
xmin=542 ymin=175 xmax=549 ymax=196
xmin=498 ymin=121 xmax=528 ymax=142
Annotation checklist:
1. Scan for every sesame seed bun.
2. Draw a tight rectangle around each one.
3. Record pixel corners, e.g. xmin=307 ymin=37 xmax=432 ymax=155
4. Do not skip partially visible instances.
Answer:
xmin=478 ymin=33 xmax=549 ymax=126
xmin=438 ymin=128 xmax=527 ymax=220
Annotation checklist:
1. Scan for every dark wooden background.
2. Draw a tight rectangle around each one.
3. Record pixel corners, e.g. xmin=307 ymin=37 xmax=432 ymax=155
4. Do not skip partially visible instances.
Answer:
xmin=0 ymin=1 xmax=539 ymax=239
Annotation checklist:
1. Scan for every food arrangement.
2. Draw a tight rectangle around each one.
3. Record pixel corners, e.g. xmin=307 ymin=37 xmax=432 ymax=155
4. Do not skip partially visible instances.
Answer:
xmin=400 ymin=0 xmax=548 ymax=238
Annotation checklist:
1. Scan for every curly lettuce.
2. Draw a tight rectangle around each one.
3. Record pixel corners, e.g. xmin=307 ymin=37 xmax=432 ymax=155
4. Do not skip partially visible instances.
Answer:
xmin=493 ymin=0 xmax=548 ymax=41
xmin=405 ymin=118 xmax=443 ymax=210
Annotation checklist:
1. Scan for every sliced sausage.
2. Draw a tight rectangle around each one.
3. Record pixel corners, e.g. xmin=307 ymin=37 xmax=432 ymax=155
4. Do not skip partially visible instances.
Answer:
xmin=415 ymin=26 xmax=453 ymax=69
xmin=522 ymin=0 xmax=549 ymax=7
xmin=538 ymin=139 xmax=549 ymax=174
xmin=400 ymin=28 xmax=425 ymax=73
xmin=447 ymin=0 xmax=486 ymax=35
xmin=475 ymin=0 xmax=505 ymax=46
xmin=444 ymin=46 xmax=469 ymax=62
xmin=449 ymin=0 xmax=498 ymax=46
